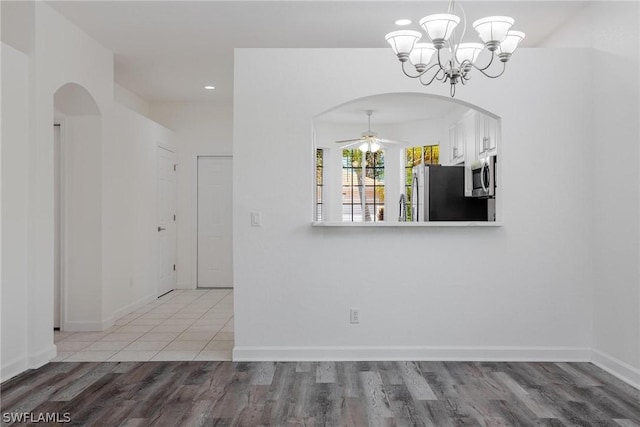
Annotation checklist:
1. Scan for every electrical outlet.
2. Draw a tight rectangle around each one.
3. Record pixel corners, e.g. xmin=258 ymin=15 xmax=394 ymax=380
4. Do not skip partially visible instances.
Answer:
xmin=251 ymin=211 xmax=262 ymax=227
xmin=350 ymin=308 xmax=360 ymax=324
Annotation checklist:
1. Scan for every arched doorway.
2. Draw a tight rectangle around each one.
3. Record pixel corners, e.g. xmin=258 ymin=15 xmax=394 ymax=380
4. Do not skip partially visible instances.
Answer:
xmin=53 ymin=83 xmax=103 ymax=331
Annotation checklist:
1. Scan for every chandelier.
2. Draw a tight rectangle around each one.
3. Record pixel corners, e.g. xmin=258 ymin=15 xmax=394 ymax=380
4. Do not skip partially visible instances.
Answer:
xmin=385 ymin=0 xmax=525 ymax=97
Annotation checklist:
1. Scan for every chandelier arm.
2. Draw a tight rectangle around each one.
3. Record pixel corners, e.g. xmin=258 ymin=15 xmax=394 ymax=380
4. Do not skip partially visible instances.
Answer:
xmin=468 ymin=52 xmax=495 ymax=72
xmin=401 ymin=61 xmax=442 ymax=79
xmin=470 ymin=60 xmax=507 ymax=79
xmin=436 ymin=48 xmax=447 ymax=73
xmin=419 ymin=67 xmax=446 ymax=86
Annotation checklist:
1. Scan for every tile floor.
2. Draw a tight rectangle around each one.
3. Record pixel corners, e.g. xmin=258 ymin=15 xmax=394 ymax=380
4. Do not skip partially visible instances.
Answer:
xmin=53 ymin=289 xmax=233 ymax=362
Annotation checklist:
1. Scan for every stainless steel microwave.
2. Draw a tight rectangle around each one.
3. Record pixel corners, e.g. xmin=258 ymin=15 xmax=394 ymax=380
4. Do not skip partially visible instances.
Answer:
xmin=470 ymin=156 xmax=495 ymax=198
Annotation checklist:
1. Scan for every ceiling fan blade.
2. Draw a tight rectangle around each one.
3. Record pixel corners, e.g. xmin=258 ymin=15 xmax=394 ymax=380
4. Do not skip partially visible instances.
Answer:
xmin=335 ymin=140 xmax=362 ymax=149
xmin=377 ymin=138 xmax=410 ymax=145
xmin=335 ymin=138 xmax=361 ymax=144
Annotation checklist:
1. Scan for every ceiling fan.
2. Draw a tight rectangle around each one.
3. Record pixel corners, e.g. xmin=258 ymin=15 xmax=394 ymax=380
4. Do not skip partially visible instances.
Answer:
xmin=335 ymin=110 xmax=407 ymax=152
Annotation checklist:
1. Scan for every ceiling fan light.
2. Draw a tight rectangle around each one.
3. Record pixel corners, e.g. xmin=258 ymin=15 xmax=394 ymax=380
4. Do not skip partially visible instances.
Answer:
xmin=359 ymin=142 xmax=370 ymax=152
xmin=496 ymin=30 xmax=526 ymax=58
xmin=419 ymin=14 xmax=460 ymax=49
xmin=455 ymin=42 xmax=485 ymax=65
xmin=472 ymin=16 xmax=514 ymax=51
xmin=370 ymin=142 xmax=381 ymax=153
xmin=409 ymin=43 xmax=436 ymax=68
xmin=385 ymin=30 xmax=423 ymax=62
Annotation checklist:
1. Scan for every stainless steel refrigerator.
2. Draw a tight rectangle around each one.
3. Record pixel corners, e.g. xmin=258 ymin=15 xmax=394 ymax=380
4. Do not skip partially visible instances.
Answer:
xmin=411 ymin=164 xmax=488 ymax=221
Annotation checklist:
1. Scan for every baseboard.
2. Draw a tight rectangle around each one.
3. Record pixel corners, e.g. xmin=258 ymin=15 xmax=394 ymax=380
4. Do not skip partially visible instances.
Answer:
xmin=233 ymin=346 xmax=591 ymax=362
xmin=62 ymin=293 xmax=156 ymax=332
xmin=29 ymin=344 xmax=57 ymax=370
xmin=106 ymin=293 xmax=157 ymax=324
xmin=1 ymin=345 xmax=56 ymax=384
xmin=1 ymin=356 xmax=28 ymax=383
xmin=591 ymin=349 xmax=640 ymax=389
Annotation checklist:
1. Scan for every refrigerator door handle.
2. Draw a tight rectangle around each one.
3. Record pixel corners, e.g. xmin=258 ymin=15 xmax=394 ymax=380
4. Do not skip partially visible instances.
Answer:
xmin=412 ymin=172 xmax=419 ymax=222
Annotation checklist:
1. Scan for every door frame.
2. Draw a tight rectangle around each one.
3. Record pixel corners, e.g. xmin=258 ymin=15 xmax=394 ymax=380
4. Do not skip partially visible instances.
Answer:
xmin=54 ymin=119 xmax=69 ymax=330
xmin=157 ymin=146 xmax=177 ymax=297
xmin=192 ymin=154 xmax=233 ymax=288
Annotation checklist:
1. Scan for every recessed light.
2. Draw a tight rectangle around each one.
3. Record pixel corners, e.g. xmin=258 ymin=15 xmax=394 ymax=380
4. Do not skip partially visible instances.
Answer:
xmin=204 ymin=85 xmax=215 ymax=90
xmin=395 ymin=19 xmax=412 ymax=26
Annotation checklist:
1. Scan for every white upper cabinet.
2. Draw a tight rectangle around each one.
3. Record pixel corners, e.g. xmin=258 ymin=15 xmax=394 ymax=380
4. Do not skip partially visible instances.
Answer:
xmin=449 ymin=122 xmax=464 ymax=164
xmin=476 ymin=114 xmax=499 ymax=158
xmin=449 ymin=110 xmax=475 ymax=165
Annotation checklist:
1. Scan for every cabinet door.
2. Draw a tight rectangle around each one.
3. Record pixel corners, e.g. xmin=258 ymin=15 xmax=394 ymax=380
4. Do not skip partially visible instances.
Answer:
xmin=463 ymin=111 xmax=476 ymax=163
xmin=449 ymin=124 xmax=464 ymax=164
xmin=486 ymin=116 xmax=498 ymax=156
xmin=477 ymin=115 xmax=498 ymax=158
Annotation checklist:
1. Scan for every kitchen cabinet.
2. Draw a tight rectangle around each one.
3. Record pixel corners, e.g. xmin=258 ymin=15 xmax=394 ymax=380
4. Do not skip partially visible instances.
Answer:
xmin=449 ymin=110 xmax=475 ymax=165
xmin=476 ymin=114 xmax=499 ymax=158
xmin=448 ymin=124 xmax=464 ymax=164
xmin=450 ymin=109 xmax=500 ymax=195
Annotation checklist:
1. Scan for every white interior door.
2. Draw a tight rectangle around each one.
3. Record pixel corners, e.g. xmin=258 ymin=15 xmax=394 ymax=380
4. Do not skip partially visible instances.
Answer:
xmin=197 ymin=156 xmax=233 ymax=288
xmin=157 ymin=147 xmax=177 ymax=296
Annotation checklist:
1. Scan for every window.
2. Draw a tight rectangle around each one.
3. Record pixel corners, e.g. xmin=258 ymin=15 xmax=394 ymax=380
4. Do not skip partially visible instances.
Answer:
xmin=315 ymin=149 xmax=324 ymax=221
xmin=404 ymin=145 xmax=439 ymax=221
xmin=342 ymin=149 xmax=385 ymax=222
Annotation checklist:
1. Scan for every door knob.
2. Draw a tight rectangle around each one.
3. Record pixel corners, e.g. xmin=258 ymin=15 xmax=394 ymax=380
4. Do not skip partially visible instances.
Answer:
xmin=158 ymin=226 xmax=166 ymax=232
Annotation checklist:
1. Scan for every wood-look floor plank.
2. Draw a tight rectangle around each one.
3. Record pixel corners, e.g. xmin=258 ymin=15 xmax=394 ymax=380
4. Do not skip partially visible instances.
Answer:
xmin=336 ymin=361 xmax=360 ymax=399
xmin=1 ymin=361 xmax=637 ymax=426
xmin=492 ymin=371 xmax=558 ymax=419
xmin=614 ymin=420 xmax=640 ymax=427
xmin=359 ymin=370 xmax=395 ymax=423
xmin=295 ymin=362 xmax=311 ymax=373
xmin=249 ymin=361 xmax=276 ymax=386
xmin=315 ymin=361 xmax=337 ymax=384
xmin=398 ymin=361 xmax=438 ymax=401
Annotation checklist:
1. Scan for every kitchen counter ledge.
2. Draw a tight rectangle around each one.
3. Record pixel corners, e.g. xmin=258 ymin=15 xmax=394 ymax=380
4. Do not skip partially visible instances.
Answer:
xmin=312 ymin=221 xmax=503 ymax=227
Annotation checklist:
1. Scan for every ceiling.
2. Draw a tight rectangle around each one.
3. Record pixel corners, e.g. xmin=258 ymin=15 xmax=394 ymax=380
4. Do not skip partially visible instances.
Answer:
xmin=47 ymin=1 xmax=588 ymax=103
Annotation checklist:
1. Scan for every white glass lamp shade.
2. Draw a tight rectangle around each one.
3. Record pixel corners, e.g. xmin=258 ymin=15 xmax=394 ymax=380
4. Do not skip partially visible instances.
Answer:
xmin=455 ymin=43 xmax=484 ymax=65
xmin=385 ymin=30 xmax=423 ymax=62
xmin=472 ymin=16 xmax=514 ymax=50
xmin=419 ymin=14 xmax=460 ymax=49
xmin=359 ymin=141 xmax=381 ymax=153
xmin=409 ymin=43 xmax=436 ymax=70
xmin=496 ymin=30 xmax=525 ymax=56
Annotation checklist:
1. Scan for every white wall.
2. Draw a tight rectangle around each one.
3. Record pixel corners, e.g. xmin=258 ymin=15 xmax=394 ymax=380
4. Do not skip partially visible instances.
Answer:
xmin=114 ymin=82 xmax=151 ymax=118
xmin=233 ymin=47 xmax=595 ymax=361
xmin=25 ymin=0 xmax=114 ymax=363
xmin=1 ymin=3 xmax=175 ymax=381
xmin=63 ymin=115 xmax=103 ymax=329
xmin=590 ymin=1 xmax=640 ymax=387
xmin=542 ymin=0 xmax=640 ymax=388
xmin=102 ymin=104 xmax=174 ymax=322
xmin=149 ymin=101 xmax=232 ymax=288
xmin=1 ymin=42 xmax=30 ymax=378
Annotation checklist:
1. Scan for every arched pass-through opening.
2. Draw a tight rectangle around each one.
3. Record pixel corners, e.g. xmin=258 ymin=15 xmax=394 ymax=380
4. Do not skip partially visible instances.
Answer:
xmin=53 ymin=83 xmax=103 ymax=331
xmin=312 ymin=92 xmax=501 ymax=224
